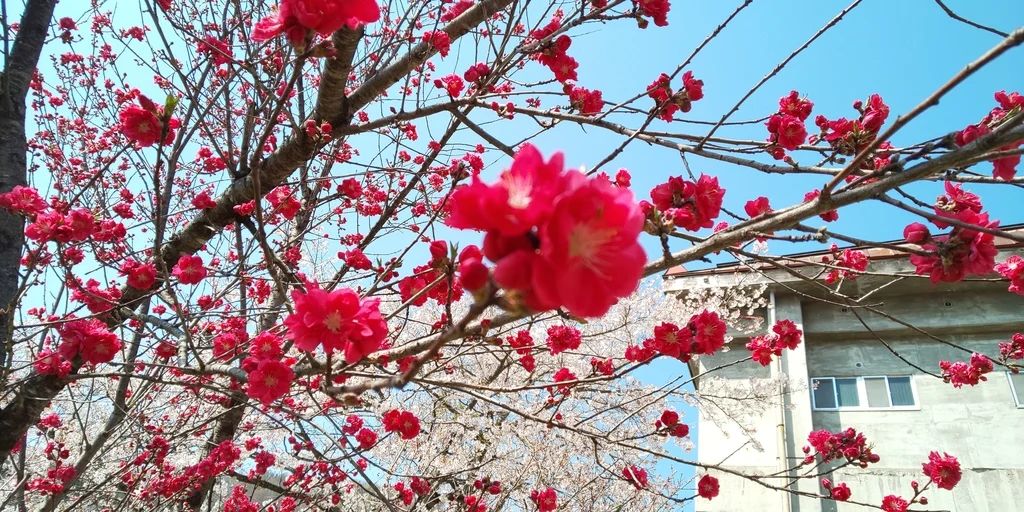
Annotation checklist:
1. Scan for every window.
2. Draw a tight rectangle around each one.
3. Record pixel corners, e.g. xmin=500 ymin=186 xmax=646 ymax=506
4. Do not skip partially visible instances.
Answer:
xmin=812 ymin=379 xmax=836 ymax=409
xmin=811 ymin=376 xmax=918 ymax=411
xmin=835 ymin=378 xmax=859 ymax=407
xmin=1009 ymin=372 xmax=1024 ymax=408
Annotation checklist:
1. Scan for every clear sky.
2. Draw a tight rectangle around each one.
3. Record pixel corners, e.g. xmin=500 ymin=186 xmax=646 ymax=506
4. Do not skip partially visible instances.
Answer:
xmin=525 ymin=1 xmax=1022 ymax=506
xmin=534 ymin=0 xmax=1023 ymax=260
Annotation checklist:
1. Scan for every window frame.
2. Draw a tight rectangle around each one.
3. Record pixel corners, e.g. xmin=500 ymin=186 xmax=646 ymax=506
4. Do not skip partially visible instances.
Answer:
xmin=1007 ymin=372 xmax=1024 ymax=409
xmin=810 ymin=375 xmax=920 ymax=411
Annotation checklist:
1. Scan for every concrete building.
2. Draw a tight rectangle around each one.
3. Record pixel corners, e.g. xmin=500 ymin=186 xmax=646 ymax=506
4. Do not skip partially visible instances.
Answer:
xmin=663 ymin=233 xmax=1024 ymax=512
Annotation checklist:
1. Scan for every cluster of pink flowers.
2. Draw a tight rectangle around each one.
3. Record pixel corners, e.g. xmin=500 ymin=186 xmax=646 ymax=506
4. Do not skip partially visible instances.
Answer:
xmin=530 ymin=16 xmax=578 ymax=83
xmin=545 ymin=325 xmax=582 ymax=355
xmin=697 ymin=474 xmax=719 ymax=499
xmin=995 ymin=255 xmax=1024 ymax=296
xmin=283 ymin=286 xmax=388 ymax=363
xmin=904 ymin=182 xmax=999 ymax=283
xmin=635 ymin=0 xmax=670 ymax=27
xmin=746 ymin=319 xmax=803 ymax=366
xmin=955 ymin=90 xmax=1024 ymax=180
xmin=998 ymin=332 xmax=1024 ymax=363
xmin=242 ymin=332 xmax=295 ymax=405
xmin=266 ymin=185 xmax=302 ymax=220
xmin=507 ymin=330 xmax=536 ymax=372
xmin=939 ymin=352 xmax=993 ymax=388
xmin=119 ymin=93 xmax=180 ymax=147
xmin=46 ymin=318 xmax=122 ymax=369
xmin=382 ymin=409 xmax=421 ymax=440
xmin=24 ymin=209 xmax=91 ymax=244
xmin=342 ymin=415 xmax=379 ymax=450
xmin=252 ymin=0 xmax=380 ymax=48
xmin=172 ymin=254 xmax=207 ymax=285
xmin=766 ymin=90 xmax=813 ymax=159
xmin=627 ymin=310 xmax=728 ymax=362
xmin=198 ymin=35 xmax=233 ymax=66
xmin=119 ymin=258 xmax=158 ymax=290
xmin=821 ymin=246 xmax=869 ymax=284
xmin=590 ymin=356 xmax=614 ymax=376
xmin=66 ymin=278 xmax=121 ymax=316
xmin=805 ymin=428 xmax=879 ymax=467
xmin=646 ymin=71 xmax=704 ymax=121
xmin=814 ymin=94 xmax=890 ymax=158
xmin=622 ymin=464 xmax=649 ymax=489
xmin=645 ymin=174 xmax=725 ymax=231
xmin=655 ymin=409 xmax=689 ymax=438
xmin=399 ymin=241 xmax=464 ymax=307
xmin=922 ymin=451 xmax=961 ymax=490
xmin=25 ymin=462 xmax=76 ymax=496
xmin=400 ymin=478 xmax=428 ymax=499
xmin=460 ymin=63 xmax=490 ymax=85
xmin=26 ymin=437 xmax=76 ymax=496
xmin=821 ymin=479 xmax=852 ymax=501
xmin=473 ymin=476 xmax=502 ymax=495
xmin=530 ymin=487 xmax=558 ymax=512
xmin=881 ymin=495 xmax=910 ymax=512
xmin=440 ymin=0 xmax=474 ymax=21
xmin=0 ymin=185 xmax=46 ymax=215
xmin=139 ymin=440 xmax=240 ymax=500
xmin=446 ymin=144 xmax=645 ymax=318
xmin=434 ymin=74 xmax=464 ymax=97
xmin=566 ymin=84 xmax=603 ymax=116
xmin=422 ymin=30 xmax=451 ymax=57
xmin=550 ymin=367 xmax=578 ymax=396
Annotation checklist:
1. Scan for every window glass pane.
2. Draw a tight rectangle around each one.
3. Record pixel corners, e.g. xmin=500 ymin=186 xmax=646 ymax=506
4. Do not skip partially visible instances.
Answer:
xmin=888 ymin=376 xmax=915 ymax=406
xmin=812 ymin=378 xmax=836 ymax=409
xmin=836 ymin=378 xmax=860 ymax=407
xmin=865 ymin=377 xmax=890 ymax=407
xmin=1010 ymin=373 xmax=1024 ymax=406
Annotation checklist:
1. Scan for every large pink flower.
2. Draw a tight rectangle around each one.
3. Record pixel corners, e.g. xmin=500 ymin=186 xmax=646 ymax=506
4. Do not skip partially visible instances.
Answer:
xmin=448 ymin=145 xmax=645 ymax=317
xmin=245 ymin=359 xmax=294 ymax=405
xmin=57 ymin=318 xmax=122 ymax=365
xmin=283 ymin=287 xmax=388 ymax=363
xmin=120 ymin=104 xmax=165 ymax=147
xmin=253 ymin=0 xmax=380 ymax=46
xmin=922 ymin=452 xmax=961 ymax=490
xmin=531 ymin=171 xmax=645 ymax=317
xmin=447 ymin=144 xmax=565 ymax=237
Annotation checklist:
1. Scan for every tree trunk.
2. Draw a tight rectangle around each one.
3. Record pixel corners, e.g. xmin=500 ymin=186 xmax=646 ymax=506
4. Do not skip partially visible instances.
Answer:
xmin=0 ymin=0 xmax=56 ymax=456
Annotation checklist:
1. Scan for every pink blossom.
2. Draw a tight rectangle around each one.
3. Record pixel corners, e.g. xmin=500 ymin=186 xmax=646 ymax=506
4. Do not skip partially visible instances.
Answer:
xmin=58 ymin=318 xmax=122 ymax=365
xmin=283 ymin=287 xmax=388 ymax=363
xmin=245 ymin=359 xmax=294 ymax=405
xmin=922 ymin=451 xmax=961 ymax=490
xmin=530 ymin=487 xmax=558 ymax=512
xmin=697 ymin=474 xmax=719 ymax=499
xmin=252 ymin=0 xmax=380 ymax=46
xmin=172 ymin=254 xmax=207 ymax=284
xmin=881 ymin=495 xmax=909 ymax=512
xmin=382 ymin=409 xmax=421 ymax=439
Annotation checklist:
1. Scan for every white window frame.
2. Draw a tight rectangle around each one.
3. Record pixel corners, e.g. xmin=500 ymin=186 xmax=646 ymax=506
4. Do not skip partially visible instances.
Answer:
xmin=810 ymin=375 xmax=920 ymax=411
xmin=1007 ymin=372 xmax=1024 ymax=409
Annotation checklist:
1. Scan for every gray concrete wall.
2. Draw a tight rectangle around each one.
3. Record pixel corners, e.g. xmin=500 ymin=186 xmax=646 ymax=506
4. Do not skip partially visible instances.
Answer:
xmin=692 ymin=287 xmax=1024 ymax=512
xmin=808 ymin=336 xmax=1024 ymax=512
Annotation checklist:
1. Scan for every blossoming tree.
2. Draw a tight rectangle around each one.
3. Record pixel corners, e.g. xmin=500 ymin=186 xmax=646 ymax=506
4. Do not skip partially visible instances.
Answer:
xmin=0 ymin=0 xmax=1022 ymax=511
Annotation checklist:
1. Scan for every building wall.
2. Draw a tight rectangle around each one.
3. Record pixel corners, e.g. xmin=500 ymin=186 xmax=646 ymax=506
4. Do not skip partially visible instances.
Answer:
xmin=808 ymin=336 xmax=1024 ymax=512
xmin=694 ymin=288 xmax=1024 ymax=512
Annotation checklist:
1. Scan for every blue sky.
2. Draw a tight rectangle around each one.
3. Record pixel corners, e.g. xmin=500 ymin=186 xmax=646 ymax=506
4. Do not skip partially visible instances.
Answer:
xmin=535 ymin=0 xmax=1023 ymax=261
xmin=527 ymin=0 xmax=1022 ymax=505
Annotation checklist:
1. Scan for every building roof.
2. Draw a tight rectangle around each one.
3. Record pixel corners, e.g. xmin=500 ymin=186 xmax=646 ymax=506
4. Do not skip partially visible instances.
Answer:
xmin=664 ymin=223 xmax=1024 ymax=279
